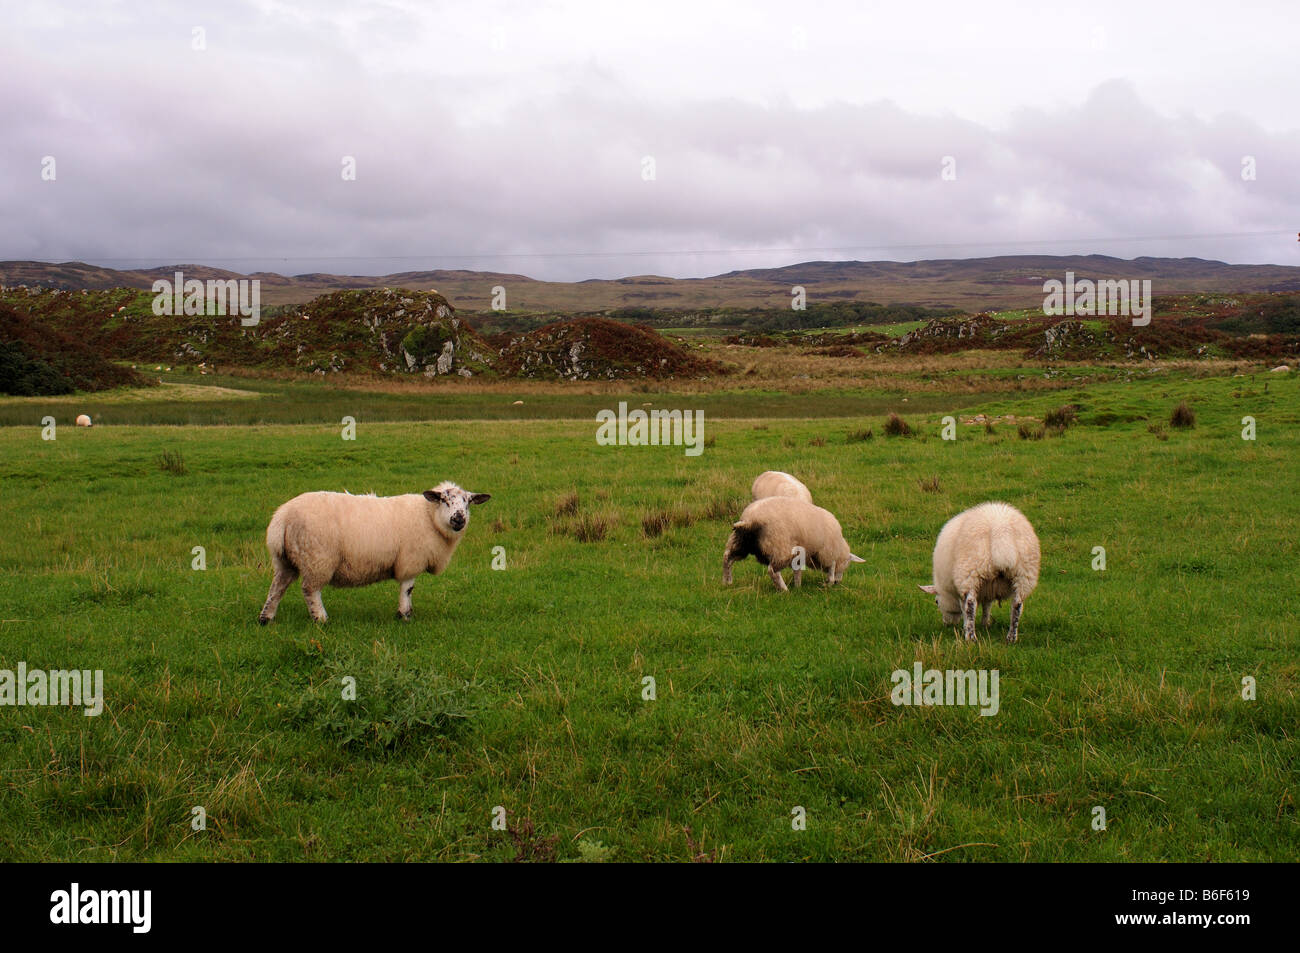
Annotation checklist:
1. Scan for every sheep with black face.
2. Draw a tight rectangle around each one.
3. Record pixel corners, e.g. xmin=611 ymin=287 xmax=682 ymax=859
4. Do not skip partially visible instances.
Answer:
xmin=723 ymin=497 xmax=865 ymax=591
xmin=258 ymin=481 xmax=490 ymax=624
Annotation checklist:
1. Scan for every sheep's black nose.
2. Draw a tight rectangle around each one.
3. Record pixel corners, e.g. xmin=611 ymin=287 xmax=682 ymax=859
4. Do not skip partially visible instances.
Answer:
xmin=450 ymin=516 xmax=466 ymax=530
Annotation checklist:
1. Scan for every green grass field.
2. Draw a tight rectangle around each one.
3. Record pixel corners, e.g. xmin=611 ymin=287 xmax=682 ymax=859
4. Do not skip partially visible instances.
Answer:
xmin=0 ymin=369 xmax=1296 ymax=861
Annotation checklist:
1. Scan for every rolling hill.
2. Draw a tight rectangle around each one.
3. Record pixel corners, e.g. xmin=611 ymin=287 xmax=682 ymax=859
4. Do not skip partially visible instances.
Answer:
xmin=3 ymin=255 xmax=1299 ymax=312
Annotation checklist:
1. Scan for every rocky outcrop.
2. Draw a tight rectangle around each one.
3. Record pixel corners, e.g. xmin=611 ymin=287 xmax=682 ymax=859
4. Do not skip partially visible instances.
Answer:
xmin=497 ymin=317 xmax=726 ymax=380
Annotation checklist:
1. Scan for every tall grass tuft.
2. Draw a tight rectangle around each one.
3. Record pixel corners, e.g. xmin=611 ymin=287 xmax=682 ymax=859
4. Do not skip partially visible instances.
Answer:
xmin=883 ymin=413 xmax=913 ymax=437
xmin=551 ymin=511 xmax=615 ymax=542
xmin=700 ymin=494 xmax=744 ymax=522
xmin=157 ymin=450 xmax=187 ymax=475
xmin=1043 ymin=404 xmax=1078 ymax=431
xmin=641 ymin=510 xmax=671 ymax=538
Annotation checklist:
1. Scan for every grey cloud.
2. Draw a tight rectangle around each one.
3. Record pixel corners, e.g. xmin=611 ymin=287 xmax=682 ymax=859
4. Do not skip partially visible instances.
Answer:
xmin=1 ymin=3 xmax=1296 ymax=280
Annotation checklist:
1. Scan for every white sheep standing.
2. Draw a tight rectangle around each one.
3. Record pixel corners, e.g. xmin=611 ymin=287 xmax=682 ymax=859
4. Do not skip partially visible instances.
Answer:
xmin=258 ymin=481 xmax=490 ymax=624
xmin=723 ymin=497 xmax=865 ymax=591
xmin=75 ymin=414 xmax=93 ymax=427
xmin=919 ymin=501 xmax=1041 ymax=643
xmin=750 ymin=470 xmax=813 ymax=504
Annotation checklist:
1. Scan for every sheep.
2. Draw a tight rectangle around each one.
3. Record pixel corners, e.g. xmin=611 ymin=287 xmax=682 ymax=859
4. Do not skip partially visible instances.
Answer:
xmin=722 ymin=497 xmax=864 ymax=591
xmin=258 ymin=481 xmax=490 ymax=624
xmin=918 ymin=501 xmax=1040 ymax=643
xmin=75 ymin=414 xmax=92 ymax=427
xmin=750 ymin=470 xmax=813 ymax=504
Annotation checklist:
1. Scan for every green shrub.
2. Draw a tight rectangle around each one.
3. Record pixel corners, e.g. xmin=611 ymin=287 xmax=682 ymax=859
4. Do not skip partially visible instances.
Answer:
xmin=0 ymin=342 xmax=74 ymax=396
xmin=399 ymin=325 xmax=450 ymax=365
xmin=282 ymin=641 xmax=477 ymax=751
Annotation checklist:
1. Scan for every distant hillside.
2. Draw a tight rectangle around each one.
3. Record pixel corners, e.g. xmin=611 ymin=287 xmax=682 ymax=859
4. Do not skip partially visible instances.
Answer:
xmin=0 ymin=287 xmax=726 ymax=381
xmin=0 ymin=303 xmax=152 ymax=395
xmin=4 ymin=255 xmax=1299 ymax=312
xmin=0 ymin=287 xmax=492 ymax=377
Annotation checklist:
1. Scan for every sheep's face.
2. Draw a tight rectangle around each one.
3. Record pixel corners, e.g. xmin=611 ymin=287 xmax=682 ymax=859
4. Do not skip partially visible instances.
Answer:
xmin=918 ymin=584 xmax=962 ymax=625
xmin=423 ymin=482 xmax=491 ymax=535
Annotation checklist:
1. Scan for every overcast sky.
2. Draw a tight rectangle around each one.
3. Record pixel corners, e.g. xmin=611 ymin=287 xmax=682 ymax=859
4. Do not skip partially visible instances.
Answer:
xmin=4 ymin=0 xmax=1297 ymax=280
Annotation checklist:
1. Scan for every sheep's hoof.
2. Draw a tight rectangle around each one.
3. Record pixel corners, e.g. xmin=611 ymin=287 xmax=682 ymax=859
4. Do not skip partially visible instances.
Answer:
xmin=396 ymin=611 xmax=412 ymax=622
xmin=1006 ymin=634 xmax=1018 ymax=645
xmin=257 ymin=615 xmax=271 ymax=626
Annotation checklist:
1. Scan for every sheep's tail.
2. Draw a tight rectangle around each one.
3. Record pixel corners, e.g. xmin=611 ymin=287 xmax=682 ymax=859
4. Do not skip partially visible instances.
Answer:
xmin=989 ymin=522 xmax=1018 ymax=576
xmin=266 ymin=508 xmax=285 ymax=556
xmin=266 ymin=506 xmax=296 ymax=572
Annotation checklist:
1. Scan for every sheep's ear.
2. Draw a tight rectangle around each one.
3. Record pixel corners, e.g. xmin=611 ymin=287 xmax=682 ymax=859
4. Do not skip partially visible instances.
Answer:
xmin=423 ymin=489 xmax=444 ymax=504
xmin=849 ymin=554 xmax=866 ymax=563
xmin=918 ymin=584 xmax=938 ymax=594
xmin=468 ymin=493 xmax=491 ymax=505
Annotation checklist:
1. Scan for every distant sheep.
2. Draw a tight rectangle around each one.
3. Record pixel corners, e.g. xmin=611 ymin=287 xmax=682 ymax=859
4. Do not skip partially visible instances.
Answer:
xmin=75 ymin=414 xmax=92 ymax=427
xmin=723 ymin=497 xmax=864 ymax=591
xmin=919 ymin=501 xmax=1040 ymax=643
xmin=750 ymin=470 xmax=813 ymax=504
xmin=258 ymin=481 xmax=490 ymax=624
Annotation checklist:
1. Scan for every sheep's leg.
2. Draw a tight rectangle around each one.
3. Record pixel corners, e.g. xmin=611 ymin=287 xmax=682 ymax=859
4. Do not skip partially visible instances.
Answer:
xmin=962 ymin=593 xmax=977 ymax=641
xmin=302 ymin=583 xmax=328 ymax=623
xmin=1007 ymin=591 xmax=1023 ymax=644
xmin=792 ymin=568 xmax=803 ymax=588
xmin=766 ymin=563 xmax=789 ymax=592
xmin=980 ymin=602 xmax=991 ymax=628
xmin=396 ymin=578 xmax=415 ymax=621
xmin=258 ymin=562 xmax=297 ymax=625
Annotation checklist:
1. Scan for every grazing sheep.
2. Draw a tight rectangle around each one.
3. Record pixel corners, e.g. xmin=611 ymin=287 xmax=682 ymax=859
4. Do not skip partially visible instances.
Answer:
xmin=723 ymin=497 xmax=864 ymax=591
xmin=75 ymin=414 xmax=92 ymax=427
xmin=750 ymin=470 xmax=813 ymax=504
xmin=258 ymin=481 xmax=490 ymax=624
xmin=918 ymin=501 xmax=1040 ymax=643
